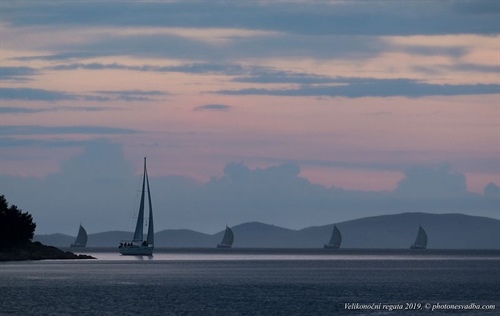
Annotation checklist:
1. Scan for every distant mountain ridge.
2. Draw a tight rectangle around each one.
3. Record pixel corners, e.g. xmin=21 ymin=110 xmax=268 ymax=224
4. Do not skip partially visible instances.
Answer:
xmin=34 ymin=212 xmax=500 ymax=249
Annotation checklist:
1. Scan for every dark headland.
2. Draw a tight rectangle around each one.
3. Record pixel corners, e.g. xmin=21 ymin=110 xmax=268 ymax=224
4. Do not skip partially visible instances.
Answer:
xmin=0 ymin=194 xmax=95 ymax=262
xmin=0 ymin=241 xmax=95 ymax=262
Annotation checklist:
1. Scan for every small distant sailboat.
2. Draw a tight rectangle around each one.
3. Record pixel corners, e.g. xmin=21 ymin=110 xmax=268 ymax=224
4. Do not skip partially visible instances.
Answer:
xmin=324 ymin=225 xmax=342 ymax=249
xmin=70 ymin=224 xmax=88 ymax=247
xmin=119 ymin=157 xmax=154 ymax=256
xmin=410 ymin=225 xmax=428 ymax=249
xmin=217 ymin=225 xmax=234 ymax=248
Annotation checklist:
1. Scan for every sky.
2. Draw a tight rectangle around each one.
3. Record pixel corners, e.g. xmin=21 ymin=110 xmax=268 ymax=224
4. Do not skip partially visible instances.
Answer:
xmin=0 ymin=1 xmax=499 ymax=235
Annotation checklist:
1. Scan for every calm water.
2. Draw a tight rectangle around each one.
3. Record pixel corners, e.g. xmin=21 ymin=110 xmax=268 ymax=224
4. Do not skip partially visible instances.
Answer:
xmin=0 ymin=249 xmax=498 ymax=316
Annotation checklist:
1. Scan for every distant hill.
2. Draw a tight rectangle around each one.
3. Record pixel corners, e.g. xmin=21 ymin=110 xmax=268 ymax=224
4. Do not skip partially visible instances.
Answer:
xmin=301 ymin=212 xmax=500 ymax=249
xmin=34 ymin=212 xmax=500 ymax=249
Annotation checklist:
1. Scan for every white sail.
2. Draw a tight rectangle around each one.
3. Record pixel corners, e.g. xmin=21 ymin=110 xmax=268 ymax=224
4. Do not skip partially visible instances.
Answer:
xmin=119 ymin=157 xmax=154 ymax=256
xmin=217 ymin=226 xmax=234 ymax=248
xmin=71 ymin=224 xmax=87 ymax=247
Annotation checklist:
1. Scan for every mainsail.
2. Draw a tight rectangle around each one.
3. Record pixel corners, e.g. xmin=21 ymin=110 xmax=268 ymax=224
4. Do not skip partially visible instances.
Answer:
xmin=132 ymin=162 xmax=147 ymax=241
xmin=146 ymin=168 xmax=154 ymax=245
xmin=411 ymin=225 xmax=428 ymax=249
xmin=71 ymin=224 xmax=88 ymax=247
xmin=324 ymin=225 xmax=342 ymax=249
xmin=217 ymin=226 xmax=234 ymax=248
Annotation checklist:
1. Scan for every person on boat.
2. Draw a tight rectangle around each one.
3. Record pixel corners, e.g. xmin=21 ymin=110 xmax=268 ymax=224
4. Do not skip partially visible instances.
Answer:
xmin=142 ymin=240 xmax=147 ymax=246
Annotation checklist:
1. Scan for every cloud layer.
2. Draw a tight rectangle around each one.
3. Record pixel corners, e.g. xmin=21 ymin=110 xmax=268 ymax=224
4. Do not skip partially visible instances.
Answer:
xmin=1 ymin=143 xmax=496 ymax=234
xmin=1 ymin=0 xmax=498 ymax=231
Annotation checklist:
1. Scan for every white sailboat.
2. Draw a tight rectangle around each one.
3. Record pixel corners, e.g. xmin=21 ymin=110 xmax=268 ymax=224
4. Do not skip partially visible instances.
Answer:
xmin=70 ymin=224 xmax=88 ymax=247
xmin=217 ymin=225 xmax=234 ymax=248
xmin=410 ymin=225 xmax=427 ymax=249
xmin=324 ymin=225 xmax=342 ymax=249
xmin=119 ymin=157 xmax=154 ymax=256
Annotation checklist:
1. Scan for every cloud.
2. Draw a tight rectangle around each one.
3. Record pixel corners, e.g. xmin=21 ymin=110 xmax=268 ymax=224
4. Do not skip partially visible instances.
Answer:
xmin=44 ymin=62 xmax=247 ymax=75
xmin=483 ymin=183 xmax=500 ymax=198
xmin=92 ymin=90 xmax=168 ymax=101
xmin=3 ymin=2 xmax=498 ymax=36
xmin=194 ymin=104 xmax=232 ymax=112
xmin=45 ymin=62 xmax=334 ymax=84
xmin=0 ymin=125 xmax=139 ymax=136
xmin=3 ymin=2 xmax=497 ymax=70
xmin=216 ymin=78 xmax=499 ymax=98
xmin=1 ymin=143 xmax=497 ymax=234
xmin=0 ymin=66 xmax=39 ymax=81
xmin=0 ymin=88 xmax=166 ymax=102
xmin=0 ymin=140 xmax=137 ymax=234
xmin=12 ymin=52 xmax=108 ymax=61
xmin=0 ymin=107 xmax=47 ymax=114
xmin=413 ymin=63 xmax=500 ymax=75
xmin=234 ymin=70 xmax=336 ymax=84
xmin=0 ymin=88 xmax=80 ymax=101
xmin=395 ymin=164 xmax=467 ymax=197
xmin=8 ymin=33 xmax=385 ymax=62
xmin=0 ymin=88 xmax=112 ymax=102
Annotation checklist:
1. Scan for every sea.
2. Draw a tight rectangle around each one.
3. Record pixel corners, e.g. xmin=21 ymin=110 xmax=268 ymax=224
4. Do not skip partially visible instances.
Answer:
xmin=0 ymin=249 xmax=498 ymax=316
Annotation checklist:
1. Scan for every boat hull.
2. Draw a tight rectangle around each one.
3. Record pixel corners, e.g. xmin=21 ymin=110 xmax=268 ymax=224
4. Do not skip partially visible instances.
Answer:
xmin=217 ymin=244 xmax=232 ymax=249
xmin=323 ymin=244 xmax=340 ymax=249
xmin=410 ymin=245 xmax=426 ymax=250
xmin=70 ymin=244 xmax=86 ymax=248
xmin=119 ymin=245 xmax=154 ymax=256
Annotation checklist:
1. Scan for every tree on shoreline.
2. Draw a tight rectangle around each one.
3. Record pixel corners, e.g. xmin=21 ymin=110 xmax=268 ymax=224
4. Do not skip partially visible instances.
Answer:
xmin=0 ymin=195 xmax=36 ymax=248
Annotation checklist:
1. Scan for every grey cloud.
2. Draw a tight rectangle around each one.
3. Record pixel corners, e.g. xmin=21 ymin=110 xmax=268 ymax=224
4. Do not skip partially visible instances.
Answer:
xmin=484 ymin=183 xmax=500 ymax=198
xmin=45 ymin=62 xmax=340 ymax=86
xmin=0 ymin=66 xmax=39 ymax=81
xmin=414 ymin=63 xmax=500 ymax=75
xmin=1 ymin=144 xmax=496 ymax=234
xmin=49 ymin=32 xmax=386 ymax=62
xmin=194 ymin=104 xmax=232 ymax=112
xmin=12 ymin=52 xmax=107 ymax=61
xmin=216 ymin=78 xmax=499 ymax=98
xmin=3 ymin=1 xmax=498 ymax=36
xmin=0 ymin=88 xmax=79 ymax=101
xmin=2 ymin=2 xmax=497 ymax=80
xmin=0 ymin=88 xmax=112 ymax=102
xmin=452 ymin=0 xmax=500 ymax=15
xmin=254 ymin=156 xmax=414 ymax=173
xmin=0 ymin=87 xmax=166 ymax=102
xmin=45 ymin=62 xmax=247 ymax=76
xmin=0 ymin=140 xmax=136 ymax=234
xmin=234 ymin=71 xmax=336 ymax=84
xmin=162 ymin=64 xmax=245 ymax=75
xmin=395 ymin=164 xmax=467 ymax=197
xmin=92 ymin=90 xmax=168 ymax=101
xmin=0 ymin=107 xmax=47 ymax=114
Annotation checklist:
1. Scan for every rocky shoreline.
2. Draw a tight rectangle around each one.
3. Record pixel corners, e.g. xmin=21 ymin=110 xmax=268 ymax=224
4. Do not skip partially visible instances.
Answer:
xmin=0 ymin=241 xmax=95 ymax=261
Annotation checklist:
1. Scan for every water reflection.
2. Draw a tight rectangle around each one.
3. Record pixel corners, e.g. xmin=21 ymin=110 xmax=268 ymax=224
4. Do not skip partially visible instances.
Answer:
xmin=65 ymin=248 xmax=500 ymax=262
